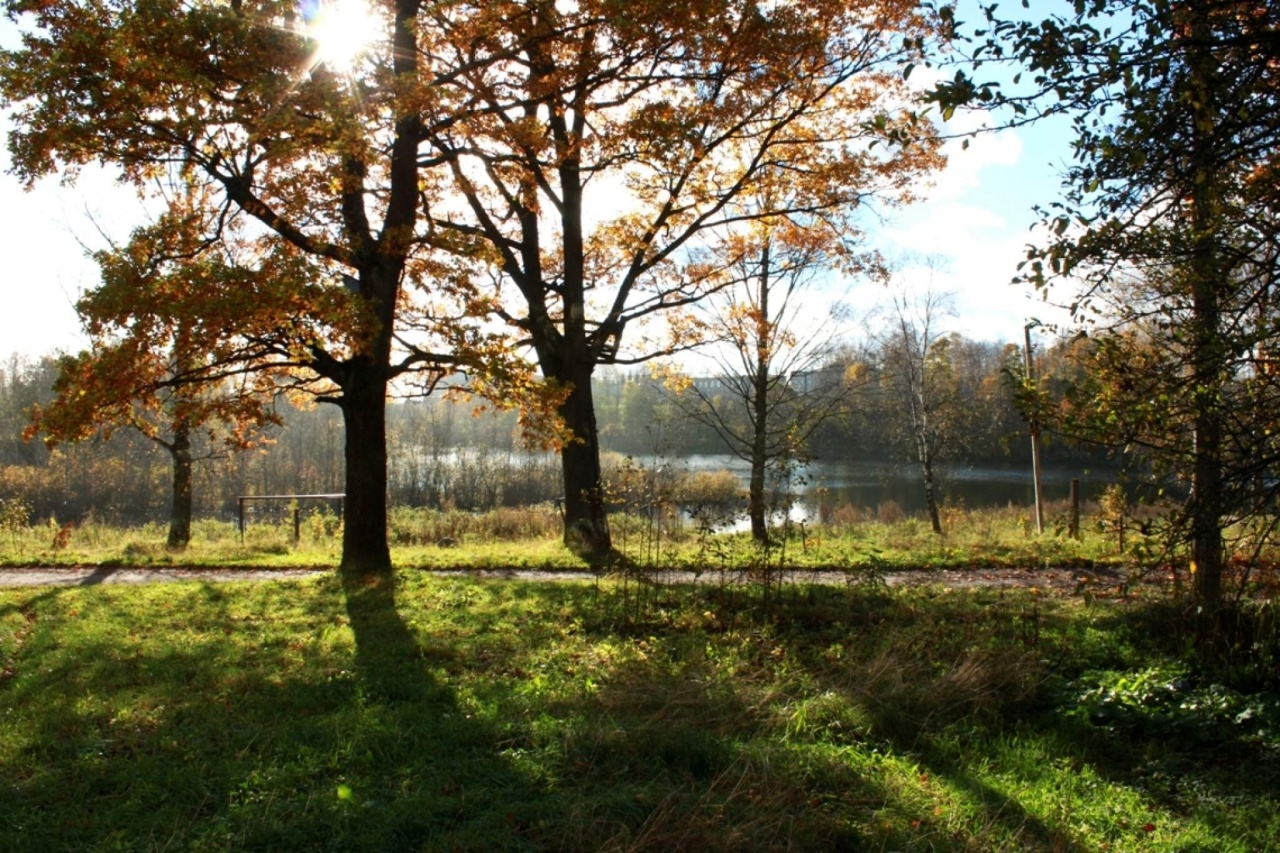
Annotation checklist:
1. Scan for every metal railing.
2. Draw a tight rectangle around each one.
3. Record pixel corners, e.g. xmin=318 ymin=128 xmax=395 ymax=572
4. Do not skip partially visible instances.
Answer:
xmin=237 ymin=494 xmax=345 ymax=543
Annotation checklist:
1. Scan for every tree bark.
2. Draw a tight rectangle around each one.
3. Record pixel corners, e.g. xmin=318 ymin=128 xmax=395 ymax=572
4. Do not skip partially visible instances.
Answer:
xmin=339 ymin=359 xmax=392 ymax=578
xmin=921 ymin=454 xmax=943 ymax=535
xmin=748 ymin=456 xmax=768 ymax=544
xmin=556 ymin=360 xmax=612 ymax=561
xmin=166 ymin=419 xmax=192 ymax=550
xmin=1190 ymin=288 xmax=1224 ymax=608
xmin=1186 ymin=5 xmax=1225 ymax=609
xmin=749 ymin=250 xmax=772 ymax=544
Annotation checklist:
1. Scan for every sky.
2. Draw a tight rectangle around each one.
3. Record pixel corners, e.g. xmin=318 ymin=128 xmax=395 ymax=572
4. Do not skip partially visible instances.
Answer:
xmin=874 ymin=97 xmax=1076 ymax=343
xmin=0 ymin=2 xmax=1076 ymax=363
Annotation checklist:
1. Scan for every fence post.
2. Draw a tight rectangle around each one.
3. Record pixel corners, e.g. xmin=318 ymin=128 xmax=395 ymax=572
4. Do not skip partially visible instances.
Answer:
xmin=293 ymin=506 xmax=301 ymax=545
xmin=238 ymin=497 xmax=245 ymax=543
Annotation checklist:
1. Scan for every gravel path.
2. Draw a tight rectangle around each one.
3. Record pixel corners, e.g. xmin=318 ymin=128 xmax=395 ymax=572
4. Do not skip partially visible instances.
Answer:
xmin=0 ymin=565 xmax=1123 ymax=592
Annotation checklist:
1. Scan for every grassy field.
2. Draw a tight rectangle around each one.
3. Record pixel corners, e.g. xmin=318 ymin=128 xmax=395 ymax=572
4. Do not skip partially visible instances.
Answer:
xmin=0 ymin=501 xmax=1135 ymax=574
xmin=2 ymin=569 xmax=1278 ymax=851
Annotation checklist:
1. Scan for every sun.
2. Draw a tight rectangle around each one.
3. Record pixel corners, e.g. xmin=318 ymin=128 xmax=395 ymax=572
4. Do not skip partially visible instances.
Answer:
xmin=301 ymin=0 xmax=383 ymax=73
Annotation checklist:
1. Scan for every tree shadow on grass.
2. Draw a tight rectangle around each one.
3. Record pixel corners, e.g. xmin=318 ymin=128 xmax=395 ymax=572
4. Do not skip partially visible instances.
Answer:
xmin=573 ymin=654 xmax=895 ymax=850
xmin=578 ymin=581 xmax=1090 ymax=851
xmin=471 ymin=579 xmax=1070 ymax=851
xmin=19 ymin=575 xmax=1267 ymax=851
xmin=0 ymin=584 xmax=67 ymax=618
xmin=1027 ymin=599 xmax=1280 ymax=844
xmin=0 ymin=575 xmax=558 ymax=852
xmin=340 ymin=570 xmax=449 ymax=707
xmin=791 ymin=585 xmax=1280 ymax=852
xmin=881 ymin=728 xmax=1084 ymax=852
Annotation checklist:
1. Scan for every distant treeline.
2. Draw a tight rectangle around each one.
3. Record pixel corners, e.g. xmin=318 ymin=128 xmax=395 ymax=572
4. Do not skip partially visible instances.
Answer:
xmin=0 ymin=337 xmax=1108 ymax=525
xmin=593 ymin=337 xmax=1105 ymax=467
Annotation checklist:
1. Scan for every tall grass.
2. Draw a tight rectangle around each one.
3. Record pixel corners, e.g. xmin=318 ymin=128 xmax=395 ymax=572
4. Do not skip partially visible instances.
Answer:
xmin=3 ymin=491 xmax=1278 ymax=589
xmin=0 ymin=501 xmax=1164 ymax=572
xmin=388 ymin=505 xmax=563 ymax=545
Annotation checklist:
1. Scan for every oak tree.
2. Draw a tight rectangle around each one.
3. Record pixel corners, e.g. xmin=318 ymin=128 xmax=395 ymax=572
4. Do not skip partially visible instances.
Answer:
xmin=2 ymin=0 xmax=522 ymax=575
xmin=416 ymin=0 xmax=944 ymax=558
xmin=26 ymin=182 xmax=299 ymax=548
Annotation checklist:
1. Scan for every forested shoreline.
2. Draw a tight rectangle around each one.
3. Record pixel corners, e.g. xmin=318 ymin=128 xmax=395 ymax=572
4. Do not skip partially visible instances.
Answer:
xmin=0 ymin=335 xmax=1110 ymax=527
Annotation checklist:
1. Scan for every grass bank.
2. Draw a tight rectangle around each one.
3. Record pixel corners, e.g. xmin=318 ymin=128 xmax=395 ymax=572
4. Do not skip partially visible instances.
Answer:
xmin=2 ymin=573 xmax=1277 ymax=851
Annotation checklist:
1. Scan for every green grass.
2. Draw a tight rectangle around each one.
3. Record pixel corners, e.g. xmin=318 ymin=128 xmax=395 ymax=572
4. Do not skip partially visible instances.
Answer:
xmin=0 ymin=502 xmax=1130 ymax=573
xmin=2 ymin=574 xmax=1276 ymax=851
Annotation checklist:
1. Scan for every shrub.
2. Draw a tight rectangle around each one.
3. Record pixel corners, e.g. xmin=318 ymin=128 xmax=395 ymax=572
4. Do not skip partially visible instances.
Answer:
xmin=876 ymin=500 xmax=904 ymax=525
xmin=0 ymin=496 xmax=30 ymax=548
xmin=676 ymin=469 xmax=742 ymax=507
xmin=677 ymin=470 xmax=743 ymax=531
xmin=825 ymin=503 xmax=868 ymax=529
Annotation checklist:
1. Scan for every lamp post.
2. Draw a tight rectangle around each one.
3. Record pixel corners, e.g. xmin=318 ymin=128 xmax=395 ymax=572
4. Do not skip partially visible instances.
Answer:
xmin=1024 ymin=321 xmax=1044 ymax=534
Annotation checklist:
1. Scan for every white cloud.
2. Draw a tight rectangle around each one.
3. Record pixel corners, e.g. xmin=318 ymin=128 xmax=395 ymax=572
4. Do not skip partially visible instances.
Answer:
xmin=922 ymin=119 xmax=1024 ymax=205
xmin=0 ymin=135 xmax=137 ymax=358
xmin=875 ymin=119 xmax=1074 ymax=344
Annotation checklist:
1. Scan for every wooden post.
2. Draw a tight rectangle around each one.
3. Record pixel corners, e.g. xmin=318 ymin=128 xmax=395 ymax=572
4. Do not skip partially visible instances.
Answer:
xmin=1069 ymin=478 xmax=1080 ymax=539
xmin=293 ymin=506 xmax=301 ymax=545
xmin=238 ymin=497 xmax=245 ymax=543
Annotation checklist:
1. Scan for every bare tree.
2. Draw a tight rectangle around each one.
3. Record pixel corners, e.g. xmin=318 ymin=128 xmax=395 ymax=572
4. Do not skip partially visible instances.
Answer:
xmin=668 ymin=230 xmax=861 ymax=543
xmin=875 ymin=284 xmax=958 ymax=534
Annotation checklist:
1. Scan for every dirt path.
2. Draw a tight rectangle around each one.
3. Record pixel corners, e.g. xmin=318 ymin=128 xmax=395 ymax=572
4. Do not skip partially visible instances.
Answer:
xmin=0 ymin=564 xmax=1122 ymax=592
xmin=0 ymin=567 xmax=329 ymax=587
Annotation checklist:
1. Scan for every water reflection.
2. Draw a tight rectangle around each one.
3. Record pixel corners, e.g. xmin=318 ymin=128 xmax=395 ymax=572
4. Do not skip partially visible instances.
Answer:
xmin=673 ymin=455 xmax=1115 ymax=517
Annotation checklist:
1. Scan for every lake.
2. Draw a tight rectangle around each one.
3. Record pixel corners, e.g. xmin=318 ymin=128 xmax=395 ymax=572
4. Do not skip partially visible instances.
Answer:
xmin=671 ymin=454 xmax=1116 ymax=518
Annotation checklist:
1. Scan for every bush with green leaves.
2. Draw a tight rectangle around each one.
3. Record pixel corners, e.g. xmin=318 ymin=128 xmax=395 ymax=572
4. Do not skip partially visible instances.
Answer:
xmin=1062 ymin=664 xmax=1280 ymax=749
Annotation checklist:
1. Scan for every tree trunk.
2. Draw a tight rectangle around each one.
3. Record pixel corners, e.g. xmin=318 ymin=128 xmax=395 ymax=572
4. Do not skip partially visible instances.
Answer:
xmin=339 ymin=359 xmax=392 ymax=578
xmin=557 ymin=361 xmax=612 ymax=560
xmin=749 ymin=248 xmax=771 ymax=544
xmin=1190 ymin=346 xmax=1224 ymax=608
xmin=748 ymin=454 xmax=767 ymax=544
xmin=913 ymin=396 xmax=943 ymax=534
xmin=1187 ymin=7 xmax=1224 ymax=610
xmin=166 ymin=419 xmax=193 ymax=550
xmin=921 ymin=455 xmax=943 ymax=535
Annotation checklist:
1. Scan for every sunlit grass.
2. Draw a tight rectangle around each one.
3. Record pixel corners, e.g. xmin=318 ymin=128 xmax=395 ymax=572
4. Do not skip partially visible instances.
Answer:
xmin=1 ymin=575 xmax=1276 ymax=850
xmin=0 ymin=502 xmax=1131 ymax=574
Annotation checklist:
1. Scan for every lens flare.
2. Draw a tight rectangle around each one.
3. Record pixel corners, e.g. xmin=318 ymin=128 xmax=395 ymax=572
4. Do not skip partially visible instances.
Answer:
xmin=302 ymin=0 xmax=382 ymax=73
